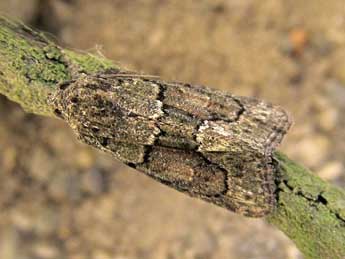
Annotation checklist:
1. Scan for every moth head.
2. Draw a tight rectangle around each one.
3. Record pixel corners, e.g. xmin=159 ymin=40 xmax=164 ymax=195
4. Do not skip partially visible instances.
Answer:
xmin=50 ymin=75 xmax=92 ymax=122
xmin=48 ymin=80 xmax=74 ymax=120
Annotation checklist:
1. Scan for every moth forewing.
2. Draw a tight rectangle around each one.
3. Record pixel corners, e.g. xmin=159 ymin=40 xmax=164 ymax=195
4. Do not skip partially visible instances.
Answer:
xmin=50 ymin=72 xmax=292 ymax=217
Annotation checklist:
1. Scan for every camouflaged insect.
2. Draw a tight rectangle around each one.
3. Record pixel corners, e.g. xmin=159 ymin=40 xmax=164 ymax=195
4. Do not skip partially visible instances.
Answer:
xmin=50 ymin=70 xmax=292 ymax=217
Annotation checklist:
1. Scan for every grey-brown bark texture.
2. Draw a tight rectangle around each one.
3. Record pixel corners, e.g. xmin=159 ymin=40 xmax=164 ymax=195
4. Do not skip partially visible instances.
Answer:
xmin=50 ymin=71 xmax=291 ymax=217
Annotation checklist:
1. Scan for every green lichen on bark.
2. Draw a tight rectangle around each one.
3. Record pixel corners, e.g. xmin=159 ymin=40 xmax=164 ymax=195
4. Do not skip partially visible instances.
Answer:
xmin=269 ymin=153 xmax=345 ymax=259
xmin=0 ymin=16 xmax=117 ymax=116
xmin=64 ymin=50 xmax=116 ymax=75
xmin=0 ymin=17 xmax=68 ymax=115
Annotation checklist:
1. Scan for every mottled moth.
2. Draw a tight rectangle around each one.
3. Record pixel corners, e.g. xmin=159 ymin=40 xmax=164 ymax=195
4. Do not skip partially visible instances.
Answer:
xmin=50 ymin=70 xmax=292 ymax=217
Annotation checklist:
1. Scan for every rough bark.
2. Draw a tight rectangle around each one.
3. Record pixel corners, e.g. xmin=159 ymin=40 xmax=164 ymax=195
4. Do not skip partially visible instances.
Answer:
xmin=1 ymin=16 xmax=345 ymax=259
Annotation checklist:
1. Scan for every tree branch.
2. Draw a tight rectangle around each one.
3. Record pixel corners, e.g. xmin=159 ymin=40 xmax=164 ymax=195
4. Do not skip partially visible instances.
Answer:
xmin=269 ymin=153 xmax=345 ymax=258
xmin=1 ymin=16 xmax=345 ymax=259
xmin=0 ymin=16 xmax=116 ymax=116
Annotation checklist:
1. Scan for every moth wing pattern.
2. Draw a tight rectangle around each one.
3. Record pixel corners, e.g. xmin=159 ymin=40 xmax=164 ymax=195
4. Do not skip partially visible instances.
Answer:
xmin=50 ymin=72 xmax=292 ymax=217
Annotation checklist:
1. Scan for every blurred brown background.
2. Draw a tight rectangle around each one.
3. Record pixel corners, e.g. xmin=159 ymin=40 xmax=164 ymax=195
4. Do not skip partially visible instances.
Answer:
xmin=1 ymin=1 xmax=345 ymax=258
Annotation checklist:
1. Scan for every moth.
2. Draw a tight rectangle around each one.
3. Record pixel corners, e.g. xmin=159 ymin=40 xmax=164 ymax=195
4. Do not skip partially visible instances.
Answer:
xmin=50 ymin=70 xmax=292 ymax=217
